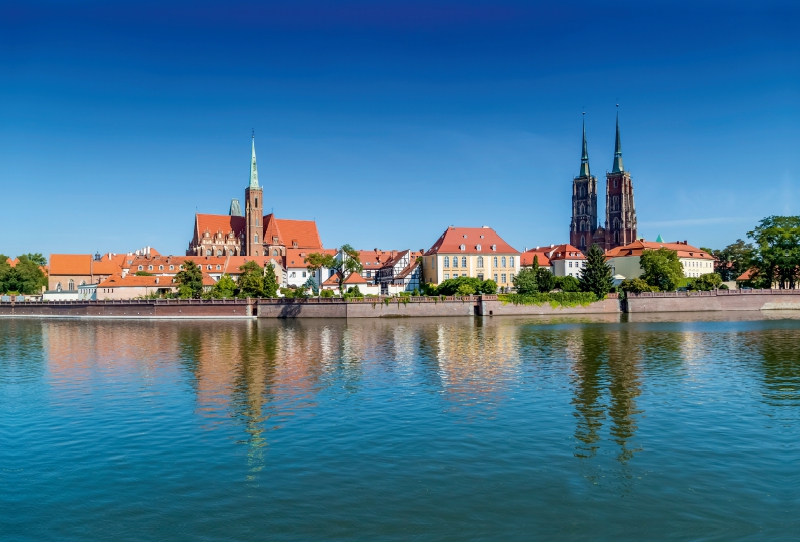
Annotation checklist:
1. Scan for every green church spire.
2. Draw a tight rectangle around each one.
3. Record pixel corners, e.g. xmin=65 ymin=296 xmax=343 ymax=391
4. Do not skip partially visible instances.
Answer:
xmin=579 ymin=113 xmax=590 ymax=177
xmin=249 ymin=132 xmax=259 ymax=188
xmin=612 ymin=108 xmax=624 ymax=173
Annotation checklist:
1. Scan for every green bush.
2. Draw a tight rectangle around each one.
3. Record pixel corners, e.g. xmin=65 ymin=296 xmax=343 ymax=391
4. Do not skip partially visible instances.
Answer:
xmin=500 ymin=292 xmax=598 ymax=308
xmin=553 ymin=275 xmax=580 ymax=292
xmin=320 ymin=289 xmax=335 ymax=298
xmin=687 ymin=273 xmax=723 ymax=291
xmin=620 ymin=278 xmax=658 ymax=293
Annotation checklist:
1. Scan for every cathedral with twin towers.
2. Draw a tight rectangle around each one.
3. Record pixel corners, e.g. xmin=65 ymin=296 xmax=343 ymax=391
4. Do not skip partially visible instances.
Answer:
xmin=569 ymin=110 xmax=637 ymax=252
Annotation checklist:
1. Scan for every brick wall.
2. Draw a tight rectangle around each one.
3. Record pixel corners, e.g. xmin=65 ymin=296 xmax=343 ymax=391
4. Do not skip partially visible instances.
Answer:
xmin=0 ymin=299 xmax=253 ymax=318
xmin=626 ymin=289 xmax=800 ymax=312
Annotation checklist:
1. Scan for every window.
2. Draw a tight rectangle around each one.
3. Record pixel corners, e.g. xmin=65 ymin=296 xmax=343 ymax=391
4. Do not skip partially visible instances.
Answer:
xmin=273 ymin=249 xmax=278 ymax=256
xmin=509 ymin=257 xmax=514 ymax=267
xmin=493 ymin=274 xmax=498 ymax=282
xmin=476 ymin=244 xmax=482 ymax=251
xmin=477 ymin=274 xmax=484 ymax=281
xmin=444 ymin=273 xmax=450 ymax=280
xmin=477 ymin=256 xmax=484 ymax=268
xmin=460 ymin=244 xmax=466 ymax=251
xmin=217 ymin=250 xmax=222 ymax=256
xmin=68 ymin=280 xmax=74 ymax=290
xmin=581 ymin=235 xmax=586 ymax=247
xmin=452 ymin=257 xmax=458 ymax=268
xmin=290 ymin=272 xmax=296 ymax=278
xmin=216 ymin=265 xmax=221 ymax=270
xmin=207 ymin=265 xmax=212 ymax=271
xmin=501 ymin=257 xmax=507 ymax=267
xmin=444 ymin=256 xmax=450 ymax=268
xmin=569 ymin=262 xmax=573 ymax=268
xmin=579 ymin=204 xmax=585 ymax=215
xmin=148 ymin=265 xmax=153 ymax=271
xmin=302 ymin=272 xmax=307 ymax=278
xmin=452 ymin=273 xmax=458 ymax=278
xmin=614 ymin=179 xmax=618 ymax=188
xmin=366 ymin=271 xmax=371 ymax=278
xmin=493 ymin=257 xmax=498 ymax=267
xmin=491 ymin=245 xmax=497 ymax=251
xmin=501 ymin=273 xmax=507 ymax=284
xmin=510 ymin=273 xmax=515 ymax=282
xmin=206 ymin=249 xmax=212 ymax=256
xmin=169 ymin=265 xmax=174 ymax=270
xmin=138 ymin=265 xmax=143 ymax=270
xmin=254 ymin=234 xmax=258 ymax=243
xmin=255 ymin=197 xmax=258 ymax=207
xmin=461 ymin=257 xmax=467 ymax=268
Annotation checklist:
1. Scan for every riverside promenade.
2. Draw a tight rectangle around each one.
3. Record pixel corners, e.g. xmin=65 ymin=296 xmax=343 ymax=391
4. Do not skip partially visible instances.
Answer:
xmin=1 ymin=290 xmax=800 ymax=318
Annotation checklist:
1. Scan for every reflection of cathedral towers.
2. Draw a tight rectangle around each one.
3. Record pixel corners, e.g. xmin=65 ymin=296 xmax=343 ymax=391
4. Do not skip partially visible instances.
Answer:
xmin=569 ymin=110 xmax=638 ymax=252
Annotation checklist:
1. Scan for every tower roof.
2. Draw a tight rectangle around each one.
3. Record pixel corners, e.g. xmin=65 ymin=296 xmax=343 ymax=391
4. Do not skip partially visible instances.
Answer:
xmin=612 ymin=109 xmax=624 ymax=173
xmin=579 ymin=113 xmax=590 ymax=177
xmin=249 ymin=133 xmax=259 ymax=188
xmin=229 ymin=199 xmax=243 ymax=217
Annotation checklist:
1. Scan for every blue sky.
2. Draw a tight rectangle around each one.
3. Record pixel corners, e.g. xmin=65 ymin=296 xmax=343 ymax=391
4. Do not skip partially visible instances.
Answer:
xmin=1 ymin=0 xmax=797 ymax=257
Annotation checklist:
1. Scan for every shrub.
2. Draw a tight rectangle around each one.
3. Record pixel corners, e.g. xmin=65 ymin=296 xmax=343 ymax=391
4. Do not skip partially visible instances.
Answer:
xmin=512 ymin=267 xmax=538 ymax=295
xmin=554 ymin=275 xmax=580 ymax=292
xmin=500 ymin=292 xmax=597 ymax=308
xmin=620 ymin=278 xmax=658 ymax=293
xmin=320 ymin=289 xmax=335 ymax=298
xmin=687 ymin=273 xmax=723 ymax=291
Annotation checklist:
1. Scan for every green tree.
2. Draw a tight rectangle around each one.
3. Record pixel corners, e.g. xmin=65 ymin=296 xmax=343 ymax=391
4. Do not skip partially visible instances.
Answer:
xmin=579 ymin=244 xmax=614 ymax=298
xmin=480 ymin=279 xmax=498 ymax=294
xmin=211 ymin=274 xmax=236 ymax=298
xmin=456 ymin=283 xmax=476 ymax=296
xmin=704 ymin=240 xmax=755 ymax=281
xmin=263 ymin=263 xmax=280 ymax=298
xmin=554 ymin=275 xmax=580 ymax=292
xmin=306 ymin=244 xmax=362 ymax=294
xmin=237 ymin=260 xmax=265 ymax=298
xmin=0 ymin=255 xmax=11 ymax=293
xmin=174 ymin=260 xmax=204 ymax=299
xmin=536 ymin=268 xmax=555 ymax=293
xmin=620 ymin=278 xmax=658 ymax=293
xmin=512 ymin=267 xmax=538 ymax=295
xmin=5 ymin=255 xmax=48 ymax=294
xmin=747 ymin=216 xmax=800 ymax=289
xmin=135 ymin=271 xmax=154 ymax=276
xmin=687 ymin=273 xmax=722 ymax=291
xmin=640 ymin=248 xmax=684 ymax=291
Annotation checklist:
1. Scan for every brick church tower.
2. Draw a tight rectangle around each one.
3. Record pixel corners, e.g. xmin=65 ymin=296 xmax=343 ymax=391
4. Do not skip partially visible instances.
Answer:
xmin=244 ymin=134 xmax=263 ymax=256
xmin=569 ymin=114 xmax=598 ymax=252
xmin=603 ymin=110 xmax=637 ymax=250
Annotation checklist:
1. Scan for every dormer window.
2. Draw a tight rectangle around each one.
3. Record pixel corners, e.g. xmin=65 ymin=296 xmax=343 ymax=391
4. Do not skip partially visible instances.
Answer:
xmin=148 ymin=265 xmax=153 ymax=271
xmin=491 ymin=245 xmax=497 ymax=251
xmin=476 ymin=244 xmax=482 ymax=251
xmin=460 ymin=244 xmax=466 ymax=251
xmin=169 ymin=265 xmax=174 ymax=270
xmin=463 ymin=235 xmax=467 ymax=239
xmin=273 ymin=237 xmax=279 ymax=244
xmin=138 ymin=265 xmax=143 ymax=270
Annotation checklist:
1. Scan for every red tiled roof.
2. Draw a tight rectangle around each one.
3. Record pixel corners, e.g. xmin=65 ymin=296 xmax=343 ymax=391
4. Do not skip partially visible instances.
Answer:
xmin=425 ymin=226 xmax=519 ymax=256
xmin=737 ymin=268 xmax=756 ymax=281
xmin=344 ymin=272 xmax=368 ymax=284
xmin=604 ymin=240 xmax=713 ymax=260
xmin=91 ymin=254 xmax=127 ymax=275
xmin=202 ymin=273 xmax=216 ymax=286
xmin=263 ymin=214 xmax=323 ymax=249
xmin=520 ymin=249 xmax=552 ymax=267
xmin=50 ymin=254 xmax=92 ymax=276
xmin=195 ymin=214 xmax=246 ymax=239
xmin=323 ymin=272 xmax=342 ymax=286
xmin=547 ymin=244 xmax=586 ymax=261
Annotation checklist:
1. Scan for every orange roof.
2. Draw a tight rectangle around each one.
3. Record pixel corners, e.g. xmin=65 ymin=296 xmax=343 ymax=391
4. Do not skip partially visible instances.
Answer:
xmin=7 ymin=258 xmax=19 ymax=268
xmin=129 ymin=255 xmax=228 ymax=274
xmin=50 ymin=254 xmax=92 ymax=276
xmin=344 ymin=272 xmax=368 ymax=284
xmin=195 ymin=213 xmax=246 ymax=239
xmin=322 ymin=272 xmax=342 ymax=286
xmin=520 ymin=249 xmax=552 ymax=267
xmin=91 ymin=254 xmax=127 ymax=275
xmin=263 ymin=214 xmax=323 ymax=249
xmin=97 ymin=274 xmax=175 ymax=288
xmin=737 ymin=268 xmax=756 ymax=281
xmin=604 ymin=240 xmax=713 ymax=260
xmin=425 ymin=226 xmax=519 ymax=256
xmin=202 ymin=273 xmax=216 ymax=286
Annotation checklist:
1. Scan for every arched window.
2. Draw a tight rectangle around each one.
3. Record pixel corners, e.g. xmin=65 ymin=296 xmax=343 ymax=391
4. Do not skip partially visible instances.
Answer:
xmin=80 ymin=280 xmax=86 ymax=286
xmin=255 ymin=250 xmax=259 ymax=256
xmin=581 ymin=235 xmax=586 ymax=247
xmin=169 ymin=265 xmax=174 ymax=270
xmin=501 ymin=257 xmax=507 ymax=267
xmin=444 ymin=256 xmax=449 ymax=268
xmin=254 ymin=234 xmax=258 ymax=243
xmin=216 ymin=250 xmax=222 ymax=256
xmin=509 ymin=257 xmax=515 ymax=267
xmin=255 ymin=197 xmax=258 ymax=207
xmin=68 ymin=280 xmax=74 ymax=290
xmin=579 ymin=204 xmax=585 ymax=215
xmin=493 ymin=256 xmax=498 ymax=267
xmin=159 ymin=265 xmax=163 ymax=270
xmin=206 ymin=249 xmax=212 ymax=256
xmin=138 ymin=265 xmax=143 ymax=271
xmin=452 ymin=257 xmax=458 ymax=268
xmin=148 ymin=265 xmax=153 ymax=271
xmin=614 ymin=179 xmax=618 ymax=188
xmin=477 ymin=256 xmax=484 ymax=267
xmin=273 ymin=249 xmax=278 ymax=256
xmin=56 ymin=282 xmax=62 ymax=292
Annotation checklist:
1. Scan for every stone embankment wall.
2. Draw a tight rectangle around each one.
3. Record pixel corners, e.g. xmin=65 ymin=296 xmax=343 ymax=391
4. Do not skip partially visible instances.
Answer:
xmin=478 ymin=295 xmax=620 ymax=316
xmin=255 ymin=297 xmax=476 ymax=318
xmin=625 ymin=289 xmax=800 ymax=312
xmin=0 ymin=299 xmax=253 ymax=318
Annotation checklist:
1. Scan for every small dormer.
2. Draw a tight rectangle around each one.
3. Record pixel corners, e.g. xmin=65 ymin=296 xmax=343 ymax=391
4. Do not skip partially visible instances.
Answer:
xmin=460 ymin=244 xmax=466 ymax=251
xmin=491 ymin=244 xmax=497 ymax=251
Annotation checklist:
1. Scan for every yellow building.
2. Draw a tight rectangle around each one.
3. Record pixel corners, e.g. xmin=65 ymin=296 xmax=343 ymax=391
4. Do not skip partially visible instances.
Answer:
xmin=422 ymin=226 xmax=520 ymax=290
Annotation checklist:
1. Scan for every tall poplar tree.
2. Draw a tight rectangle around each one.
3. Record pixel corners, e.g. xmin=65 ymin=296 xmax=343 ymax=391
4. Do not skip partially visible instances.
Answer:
xmin=579 ymin=244 xmax=613 ymax=298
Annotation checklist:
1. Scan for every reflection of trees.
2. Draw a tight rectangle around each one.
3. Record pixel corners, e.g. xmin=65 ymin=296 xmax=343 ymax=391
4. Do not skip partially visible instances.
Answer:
xmin=749 ymin=329 xmax=800 ymax=406
xmin=569 ymin=326 xmax=642 ymax=463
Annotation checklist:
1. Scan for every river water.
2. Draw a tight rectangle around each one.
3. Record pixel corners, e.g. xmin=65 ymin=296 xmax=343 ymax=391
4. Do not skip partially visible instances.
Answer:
xmin=2 ymin=314 xmax=799 ymax=540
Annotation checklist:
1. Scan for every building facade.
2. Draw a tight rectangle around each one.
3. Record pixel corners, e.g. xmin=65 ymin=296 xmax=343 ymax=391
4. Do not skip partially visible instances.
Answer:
xmin=422 ymin=226 xmax=520 ymax=291
xmin=569 ymin=115 xmax=598 ymax=252
xmin=604 ymin=240 xmax=714 ymax=281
